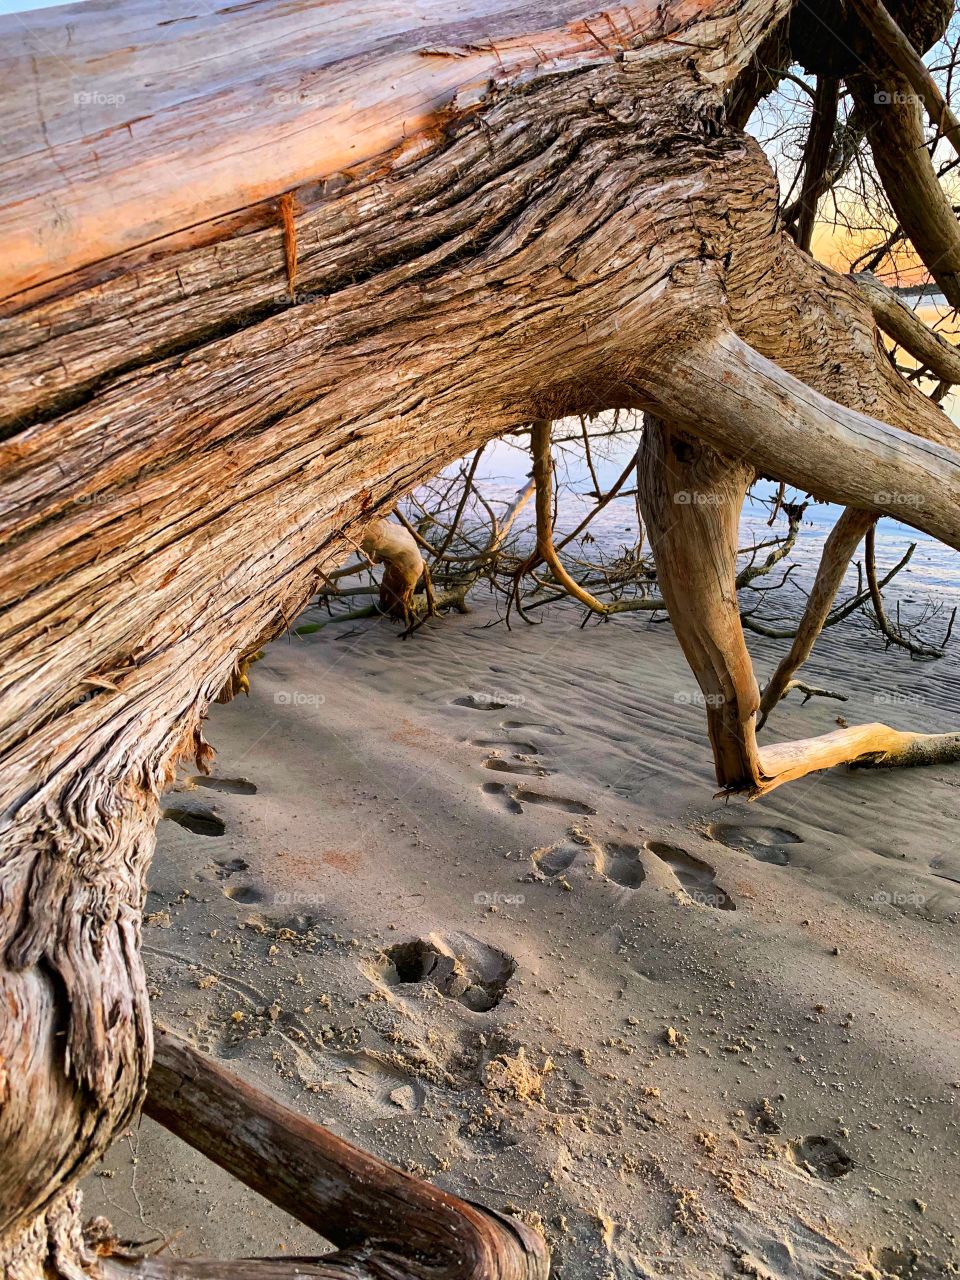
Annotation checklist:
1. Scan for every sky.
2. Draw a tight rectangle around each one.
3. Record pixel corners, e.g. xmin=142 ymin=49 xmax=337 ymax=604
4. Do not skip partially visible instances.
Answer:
xmin=0 ymin=0 xmax=74 ymax=12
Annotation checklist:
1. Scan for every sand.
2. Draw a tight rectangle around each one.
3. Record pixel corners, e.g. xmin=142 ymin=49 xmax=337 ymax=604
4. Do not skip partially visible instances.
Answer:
xmin=81 ymin=597 xmax=960 ymax=1279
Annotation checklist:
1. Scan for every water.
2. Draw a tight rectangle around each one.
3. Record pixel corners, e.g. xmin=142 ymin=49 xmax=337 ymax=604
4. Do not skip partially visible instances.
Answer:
xmin=421 ymin=426 xmax=960 ymax=625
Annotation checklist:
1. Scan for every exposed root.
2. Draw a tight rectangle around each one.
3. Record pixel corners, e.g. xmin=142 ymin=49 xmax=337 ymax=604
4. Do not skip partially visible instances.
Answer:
xmin=753 ymin=723 xmax=960 ymax=795
xmin=360 ymin=517 xmax=426 ymax=625
xmin=1 ymin=1192 xmax=101 ymax=1280
xmin=530 ymin=419 xmax=611 ymax=617
xmin=758 ymin=507 xmax=874 ymax=728
xmin=144 ymin=1026 xmax=550 ymax=1280
xmin=865 ymin=523 xmax=955 ymax=657
xmin=215 ymin=649 xmax=264 ymax=704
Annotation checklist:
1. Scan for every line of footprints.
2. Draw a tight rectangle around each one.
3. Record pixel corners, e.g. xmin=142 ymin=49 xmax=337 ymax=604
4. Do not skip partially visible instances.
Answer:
xmin=535 ymin=828 xmax=736 ymax=910
xmin=459 ymin=704 xmax=807 ymax=912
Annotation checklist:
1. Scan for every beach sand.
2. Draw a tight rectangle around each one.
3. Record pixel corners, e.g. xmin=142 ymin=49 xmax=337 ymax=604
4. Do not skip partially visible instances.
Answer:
xmin=81 ymin=597 xmax=960 ymax=1278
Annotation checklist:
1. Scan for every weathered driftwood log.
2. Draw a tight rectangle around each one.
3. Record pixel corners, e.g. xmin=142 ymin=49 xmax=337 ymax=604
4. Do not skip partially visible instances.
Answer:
xmin=3 ymin=0 xmax=960 ymax=1272
xmin=123 ymin=1027 xmax=547 ymax=1280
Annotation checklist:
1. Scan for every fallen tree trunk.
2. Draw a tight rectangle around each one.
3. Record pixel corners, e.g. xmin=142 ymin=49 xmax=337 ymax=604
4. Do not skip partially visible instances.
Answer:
xmin=2 ymin=0 xmax=960 ymax=1271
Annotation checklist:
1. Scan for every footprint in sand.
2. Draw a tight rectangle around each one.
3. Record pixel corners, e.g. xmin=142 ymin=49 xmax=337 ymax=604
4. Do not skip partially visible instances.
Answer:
xmin=190 ymin=774 xmax=258 ymax=795
xmin=533 ymin=841 xmax=579 ymax=877
xmin=222 ymin=883 xmax=266 ymax=905
xmin=707 ymin=822 xmax=802 ymax=867
xmin=483 ymin=780 xmax=595 ymax=816
xmin=483 ymin=754 xmax=551 ymax=778
xmin=375 ymin=933 xmax=515 ymax=1013
xmin=789 ymin=1134 xmax=853 ymax=1180
xmin=534 ymin=833 xmax=645 ymax=889
xmin=161 ymin=805 xmax=226 ymax=837
xmin=645 ymin=841 xmax=736 ymax=910
xmin=453 ymin=693 xmax=518 ymax=710
xmin=599 ymin=842 xmax=647 ymax=889
xmin=342 ymin=1057 xmax=427 ymax=1114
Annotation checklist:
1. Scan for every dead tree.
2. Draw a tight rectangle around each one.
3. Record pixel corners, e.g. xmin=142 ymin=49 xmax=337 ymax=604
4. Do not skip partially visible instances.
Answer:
xmin=3 ymin=0 xmax=960 ymax=1273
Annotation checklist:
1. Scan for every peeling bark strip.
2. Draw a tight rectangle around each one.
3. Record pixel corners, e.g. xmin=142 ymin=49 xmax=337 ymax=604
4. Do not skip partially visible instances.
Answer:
xmin=1 ymin=0 xmax=960 ymax=1270
xmin=139 ymin=1027 xmax=549 ymax=1280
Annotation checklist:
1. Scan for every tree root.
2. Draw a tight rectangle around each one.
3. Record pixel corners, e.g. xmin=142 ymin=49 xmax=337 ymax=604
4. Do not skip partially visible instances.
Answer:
xmin=141 ymin=1026 xmax=550 ymax=1280
xmin=752 ymin=724 xmax=960 ymax=795
xmin=0 ymin=1192 xmax=101 ymax=1280
xmin=360 ymin=518 xmax=426 ymax=625
xmin=757 ymin=507 xmax=874 ymax=728
xmin=640 ymin=418 xmax=960 ymax=799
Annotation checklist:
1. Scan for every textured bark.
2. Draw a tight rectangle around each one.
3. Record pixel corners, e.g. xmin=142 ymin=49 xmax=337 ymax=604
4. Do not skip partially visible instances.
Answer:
xmin=2 ymin=0 xmax=960 ymax=1267
xmin=104 ymin=1264 xmax=354 ymax=1279
xmin=140 ymin=1027 xmax=548 ymax=1280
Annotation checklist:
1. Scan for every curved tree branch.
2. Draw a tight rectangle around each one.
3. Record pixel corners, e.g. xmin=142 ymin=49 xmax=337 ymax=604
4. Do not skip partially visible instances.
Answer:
xmin=849 ymin=0 xmax=960 ymax=151
xmin=852 ymin=271 xmax=960 ymax=386
xmin=757 ymin=506 xmax=875 ymax=728
xmin=143 ymin=1026 xmax=550 ymax=1280
xmin=641 ymin=328 xmax=960 ymax=552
